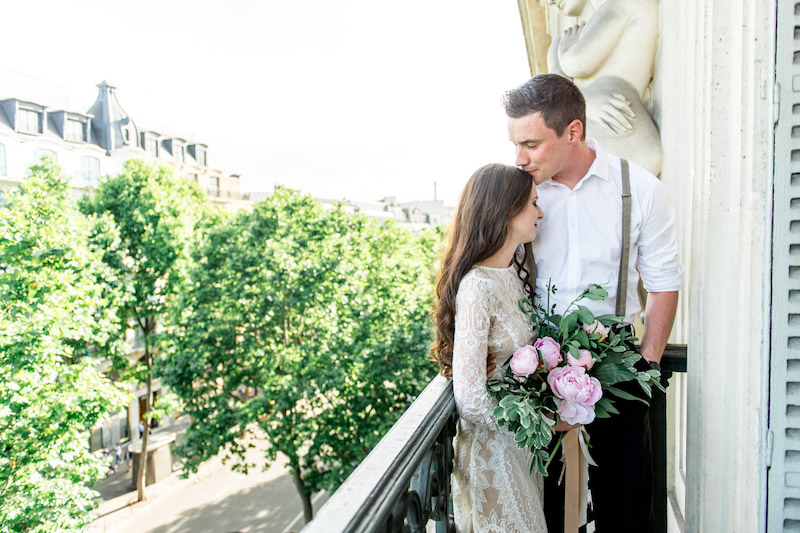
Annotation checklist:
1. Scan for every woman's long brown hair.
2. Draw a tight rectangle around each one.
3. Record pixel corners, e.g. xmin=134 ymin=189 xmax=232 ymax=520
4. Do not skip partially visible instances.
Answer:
xmin=431 ymin=164 xmax=535 ymax=378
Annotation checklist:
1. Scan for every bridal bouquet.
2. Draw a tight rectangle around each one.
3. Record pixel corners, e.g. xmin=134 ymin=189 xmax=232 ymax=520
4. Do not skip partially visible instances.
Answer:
xmin=486 ymin=282 xmax=664 ymax=476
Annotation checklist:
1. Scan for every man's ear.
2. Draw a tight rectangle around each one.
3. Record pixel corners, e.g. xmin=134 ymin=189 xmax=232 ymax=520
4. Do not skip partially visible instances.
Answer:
xmin=567 ymin=119 xmax=583 ymax=142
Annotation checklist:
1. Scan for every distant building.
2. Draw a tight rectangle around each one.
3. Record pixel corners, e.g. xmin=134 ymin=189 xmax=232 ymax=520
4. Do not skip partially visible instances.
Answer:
xmin=243 ymin=191 xmax=455 ymax=231
xmin=0 ymin=75 xmax=246 ymax=211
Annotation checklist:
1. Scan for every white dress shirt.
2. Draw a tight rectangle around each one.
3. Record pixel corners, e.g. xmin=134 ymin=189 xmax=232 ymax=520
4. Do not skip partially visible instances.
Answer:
xmin=531 ymin=139 xmax=684 ymax=325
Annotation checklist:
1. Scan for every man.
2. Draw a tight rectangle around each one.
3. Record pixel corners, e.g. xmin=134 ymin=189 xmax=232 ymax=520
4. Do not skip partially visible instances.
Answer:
xmin=504 ymin=74 xmax=683 ymax=532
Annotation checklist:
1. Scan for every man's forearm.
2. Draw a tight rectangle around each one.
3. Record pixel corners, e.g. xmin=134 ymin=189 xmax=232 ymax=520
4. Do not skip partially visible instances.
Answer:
xmin=639 ymin=291 xmax=679 ymax=364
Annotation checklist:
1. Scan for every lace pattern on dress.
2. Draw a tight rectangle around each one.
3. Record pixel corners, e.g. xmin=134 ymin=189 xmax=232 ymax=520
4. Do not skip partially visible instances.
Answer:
xmin=451 ymin=266 xmax=547 ymax=533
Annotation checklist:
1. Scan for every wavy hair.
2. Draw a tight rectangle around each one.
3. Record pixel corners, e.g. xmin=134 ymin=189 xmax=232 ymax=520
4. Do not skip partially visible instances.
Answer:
xmin=431 ymin=164 xmax=536 ymax=378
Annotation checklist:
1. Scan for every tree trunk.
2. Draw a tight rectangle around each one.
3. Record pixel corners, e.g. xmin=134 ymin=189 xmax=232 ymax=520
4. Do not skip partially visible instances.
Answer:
xmin=136 ymin=346 xmax=153 ymax=502
xmin=290 ymin=467 xmax=313 ymax=523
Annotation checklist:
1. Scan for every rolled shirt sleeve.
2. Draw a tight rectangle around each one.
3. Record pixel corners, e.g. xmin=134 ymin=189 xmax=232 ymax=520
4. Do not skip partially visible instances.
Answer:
xmin=636 ymin=177 xmax=684 ymax=293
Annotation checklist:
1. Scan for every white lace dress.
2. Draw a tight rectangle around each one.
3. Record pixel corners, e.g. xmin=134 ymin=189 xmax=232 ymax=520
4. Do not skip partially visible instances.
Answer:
xmin=451 ymin=265 xmax=547 ymax=533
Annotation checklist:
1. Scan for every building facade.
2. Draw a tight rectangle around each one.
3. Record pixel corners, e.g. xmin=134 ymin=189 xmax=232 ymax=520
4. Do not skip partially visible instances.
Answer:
xmin=0 ymin=77 xmax=246 ymax=211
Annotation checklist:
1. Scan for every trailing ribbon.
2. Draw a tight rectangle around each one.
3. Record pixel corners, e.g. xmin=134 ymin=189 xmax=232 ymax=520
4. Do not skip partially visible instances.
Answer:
xmin=563 ymin=427 xmax=594 ymax=532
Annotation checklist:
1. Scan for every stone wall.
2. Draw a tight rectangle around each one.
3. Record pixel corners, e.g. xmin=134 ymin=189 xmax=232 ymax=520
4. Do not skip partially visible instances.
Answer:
xmin=653 ymin=1 xmax=774 ymax=530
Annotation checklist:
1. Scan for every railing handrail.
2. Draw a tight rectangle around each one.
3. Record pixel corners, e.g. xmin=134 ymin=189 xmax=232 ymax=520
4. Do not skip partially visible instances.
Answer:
xmin=659 ymin=344 xmax=687 ymax=373
xmin=301 ymin=345 xmax=688 ymax=532
xmin=301 ymin=374 xmax=455 ymax=532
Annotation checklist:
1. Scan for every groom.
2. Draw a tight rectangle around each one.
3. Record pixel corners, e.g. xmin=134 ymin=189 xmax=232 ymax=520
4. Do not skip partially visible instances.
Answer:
xmin=504 ymin=74 xmax=683 ymax=532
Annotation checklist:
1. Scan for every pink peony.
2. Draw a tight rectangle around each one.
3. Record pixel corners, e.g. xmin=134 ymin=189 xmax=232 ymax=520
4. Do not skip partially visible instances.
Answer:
xmin=509 ymin=345 xmax=540 ymax=378
xmin=534 ymin=337 xmax=562 ymax=371
xmin=547 ymin=366 xmax=603 ymax=425
xmin=557 ymin=401 xmax=597 ymax=426
xmin=582 ymin=320 xmax=611 ymax=342
xmin=566 ymin=348 xmax=595 ymax=370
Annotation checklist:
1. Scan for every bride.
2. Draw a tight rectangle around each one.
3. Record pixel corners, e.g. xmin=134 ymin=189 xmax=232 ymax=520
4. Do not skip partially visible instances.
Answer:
xmin=430 ymin=164 xmax=547 ymax=532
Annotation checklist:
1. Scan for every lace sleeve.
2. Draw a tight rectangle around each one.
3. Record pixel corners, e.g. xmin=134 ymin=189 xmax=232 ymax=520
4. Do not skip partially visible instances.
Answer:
xmin=452 ymin=274 xmax=498 ymax=429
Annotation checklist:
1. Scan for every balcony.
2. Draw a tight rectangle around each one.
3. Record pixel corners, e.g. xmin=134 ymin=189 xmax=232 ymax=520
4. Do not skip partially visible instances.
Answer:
xmin=300 ymin=345 xmax=688 ymax=533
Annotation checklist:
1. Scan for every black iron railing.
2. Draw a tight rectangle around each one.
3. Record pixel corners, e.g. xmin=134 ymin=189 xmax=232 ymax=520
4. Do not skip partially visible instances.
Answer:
xmin=301 ymin=345 xmax=688 ymax=533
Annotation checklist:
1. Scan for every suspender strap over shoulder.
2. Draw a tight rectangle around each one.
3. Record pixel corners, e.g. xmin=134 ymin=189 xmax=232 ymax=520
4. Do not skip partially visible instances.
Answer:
xmin=616 ymin=159 xmax=631 ymax=318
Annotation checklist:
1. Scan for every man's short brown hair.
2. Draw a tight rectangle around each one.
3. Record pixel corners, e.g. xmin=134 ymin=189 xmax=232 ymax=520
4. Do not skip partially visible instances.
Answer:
xmin=503 ymin=74 xmax=586 ymax=140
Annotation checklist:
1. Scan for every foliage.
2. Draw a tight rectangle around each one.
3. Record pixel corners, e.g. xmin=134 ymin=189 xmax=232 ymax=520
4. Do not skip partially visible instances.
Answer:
xmin=160 ymin=187 xmax=439 ymax=517
xmin=80 ymin=159 xmax=207 ymax=346
xmin=487 ymin=283 xmax=663 ymax=476
xmin=80 ymin=158 xmax=208 ymax=499
xmin=0 ymin=159 xmax=128 ymax=531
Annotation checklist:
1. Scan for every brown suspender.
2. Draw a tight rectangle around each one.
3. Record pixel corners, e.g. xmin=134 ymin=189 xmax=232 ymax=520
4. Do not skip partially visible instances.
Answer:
xmin=616 ymin=159 xmax=631 ymax=318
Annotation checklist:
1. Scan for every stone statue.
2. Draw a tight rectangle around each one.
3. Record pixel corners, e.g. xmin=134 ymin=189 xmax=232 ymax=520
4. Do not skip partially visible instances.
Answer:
xmin=547 ymin=0 xmax=662 ymax=176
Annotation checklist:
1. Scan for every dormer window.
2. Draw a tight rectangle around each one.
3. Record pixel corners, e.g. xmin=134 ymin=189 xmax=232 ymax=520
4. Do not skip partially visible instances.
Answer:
xmin=18 ymin=108 xmax=41 ymax=134
xmin=187 ymin=143 xmax=208 ymax=167
xmin=65 ymin=118 xmax=86 ymax=142
xmin=141 ymin=132 xmax=160 ymax=158
xmin=146 ymin=138 xmax=158 ymax=157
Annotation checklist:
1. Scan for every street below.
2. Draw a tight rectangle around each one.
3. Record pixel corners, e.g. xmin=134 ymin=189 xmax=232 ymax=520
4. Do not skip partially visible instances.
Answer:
xmin=90 ymin=437 xmax=326 ymax=533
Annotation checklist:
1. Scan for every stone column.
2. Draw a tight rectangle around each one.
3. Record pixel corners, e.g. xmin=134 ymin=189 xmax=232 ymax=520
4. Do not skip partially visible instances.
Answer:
xmin=653 ymin=0 xmax=774 ymax=531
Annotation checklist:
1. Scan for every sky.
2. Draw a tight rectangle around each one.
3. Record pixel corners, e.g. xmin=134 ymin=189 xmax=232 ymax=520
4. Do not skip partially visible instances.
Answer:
xmin=0 ymin=1 xmax=531 ymax=206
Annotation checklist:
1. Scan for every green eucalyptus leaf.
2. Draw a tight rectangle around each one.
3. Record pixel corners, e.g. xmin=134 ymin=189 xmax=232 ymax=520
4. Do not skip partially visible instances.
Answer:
xmin=576 ymin=305 xmax=595 ymax=325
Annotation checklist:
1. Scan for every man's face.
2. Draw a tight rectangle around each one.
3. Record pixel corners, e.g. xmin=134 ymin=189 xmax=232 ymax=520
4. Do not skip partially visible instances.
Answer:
xmin=508 ymin=112 xmax=572 ymax=185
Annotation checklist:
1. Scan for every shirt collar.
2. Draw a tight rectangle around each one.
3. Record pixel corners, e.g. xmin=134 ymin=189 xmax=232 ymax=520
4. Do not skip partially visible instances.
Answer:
xmin=582 ymin=138 xmax=612 ymax=183
xmin=539 ymin=138 xmax=613 ymax=191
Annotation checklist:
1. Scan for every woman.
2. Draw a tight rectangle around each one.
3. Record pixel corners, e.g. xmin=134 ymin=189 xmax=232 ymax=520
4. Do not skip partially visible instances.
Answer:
xmin=431 ymin=164 xmax=546 ymax=532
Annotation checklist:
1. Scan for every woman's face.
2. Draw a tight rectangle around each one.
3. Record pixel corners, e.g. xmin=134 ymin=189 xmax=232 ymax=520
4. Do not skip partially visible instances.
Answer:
xmin=508 ymin=183 xmax=544 ymax=245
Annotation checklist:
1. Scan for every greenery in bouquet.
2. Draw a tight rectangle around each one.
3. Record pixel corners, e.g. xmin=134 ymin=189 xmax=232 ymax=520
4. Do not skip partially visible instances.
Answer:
xmin=486 ymin=282 xmax=665 ymax=476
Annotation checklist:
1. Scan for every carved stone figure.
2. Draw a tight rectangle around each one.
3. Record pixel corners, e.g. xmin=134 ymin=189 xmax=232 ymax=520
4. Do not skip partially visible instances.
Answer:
xmin=547 ymin=0 xmax=662 ymax=176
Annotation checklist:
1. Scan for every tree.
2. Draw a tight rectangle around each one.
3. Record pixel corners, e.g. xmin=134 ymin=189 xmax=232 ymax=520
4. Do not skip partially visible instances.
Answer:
xmin=0 ymin=160 xmax=128 ymax=531
xmin=160 ymin=188 xmax=439 ymax=522
xmin=81 ymin=159 xmax=208 ymax=501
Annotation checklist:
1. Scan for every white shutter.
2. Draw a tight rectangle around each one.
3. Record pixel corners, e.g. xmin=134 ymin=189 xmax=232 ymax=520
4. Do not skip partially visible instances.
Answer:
xmin=769 ymin=1 xmax=800 ymax=530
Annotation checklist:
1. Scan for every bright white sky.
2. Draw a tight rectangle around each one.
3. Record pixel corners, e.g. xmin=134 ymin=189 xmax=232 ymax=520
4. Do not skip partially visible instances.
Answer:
xmin=0 ymin=0 xmax=531 ymax=206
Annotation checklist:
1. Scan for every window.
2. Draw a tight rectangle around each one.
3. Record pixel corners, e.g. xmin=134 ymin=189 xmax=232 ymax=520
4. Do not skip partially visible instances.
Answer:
xmin=145 ymin=138 xmax=159 ymax=158
xmin=35 ymin=148 xmax=57 ymax=163
xmin=0 ymin=143 xmax=5 ymax=176
xmin=18 ymin=109 xmax=41 ymax=134
xmin=197 ymin=150 xmax=207 ymax=166
xmin=65 ymin=119 xmax=85 ymax=142
xmin=80 ymin=156 xmax=100 ymax=187
xmin=188 ymin=173 xmax=198 ymax=183
xmin=209 ymin=176 xmax=220 ymax=197
xmin=175 ymin=145 xmax=184 ymax=163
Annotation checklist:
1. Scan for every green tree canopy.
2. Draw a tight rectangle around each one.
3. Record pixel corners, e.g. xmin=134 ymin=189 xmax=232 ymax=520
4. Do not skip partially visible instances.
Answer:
xmin=161 ymin=187 xmax=439 ymax=521
xmin=0 ymin=160 xmax=128 ymax=532
xmin=80 ymin=159 xmax=209 ymax=500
